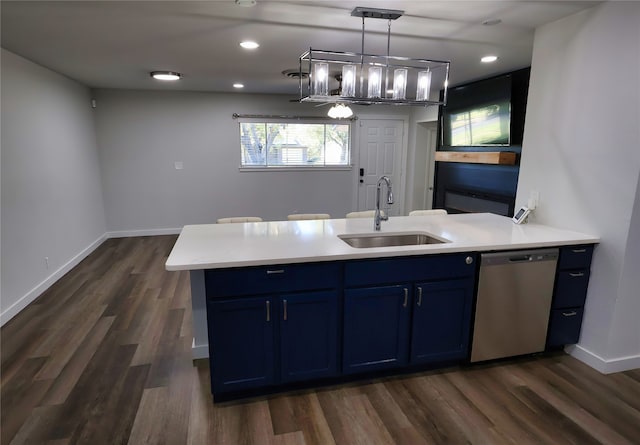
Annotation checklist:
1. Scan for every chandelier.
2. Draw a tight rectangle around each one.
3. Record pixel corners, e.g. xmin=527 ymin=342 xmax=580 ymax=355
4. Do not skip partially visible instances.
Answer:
xmin=299 ymin=7 xmax=450 ymax=118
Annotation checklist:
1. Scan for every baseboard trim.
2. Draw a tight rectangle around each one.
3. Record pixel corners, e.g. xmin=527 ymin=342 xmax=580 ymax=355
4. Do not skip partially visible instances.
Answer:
xmin=107 ymin=228 xmax=182 ymax=238
xmin=566 ymin=344 xmax=640 ymax=373
xmin=192 ymin=339 xmax=209 ymax=360
xmin=1 ymin=233 xmax=108 ymax=327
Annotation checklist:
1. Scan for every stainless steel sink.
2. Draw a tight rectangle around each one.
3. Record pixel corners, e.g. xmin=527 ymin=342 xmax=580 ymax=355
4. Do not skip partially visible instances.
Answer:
xmin=339 ymin=232 xmax=449 ymax=248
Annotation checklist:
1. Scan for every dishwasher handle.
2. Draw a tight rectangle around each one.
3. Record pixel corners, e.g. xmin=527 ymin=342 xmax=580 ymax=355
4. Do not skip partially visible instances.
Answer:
xmin=509 ymin=255 xmax=533 ymax=263
xmin=481 ymin=248 xmax=559 ymax=266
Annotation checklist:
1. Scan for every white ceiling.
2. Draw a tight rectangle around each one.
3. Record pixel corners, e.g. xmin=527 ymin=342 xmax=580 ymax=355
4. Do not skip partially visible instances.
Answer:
xmin=1 ymin=1 xmax=600 ymax=95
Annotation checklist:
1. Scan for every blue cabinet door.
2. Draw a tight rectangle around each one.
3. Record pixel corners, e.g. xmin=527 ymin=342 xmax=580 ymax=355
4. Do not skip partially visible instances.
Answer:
xmin=411 ymin=278 xmax=474 ymax=364
xmin=279 ymin=291 xmax=339 ymax=383
xmin=207 ymin=297 xmax=275 ymax=394
xmin=547 ymin=308 xmax=584 ymax=346
xmin=343 ymin=285 xmax=411 ymax=374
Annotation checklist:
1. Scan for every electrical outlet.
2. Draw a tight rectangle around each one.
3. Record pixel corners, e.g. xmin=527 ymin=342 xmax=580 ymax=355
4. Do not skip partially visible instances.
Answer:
xmin=174 ymin=161 xmax=184 ymax=170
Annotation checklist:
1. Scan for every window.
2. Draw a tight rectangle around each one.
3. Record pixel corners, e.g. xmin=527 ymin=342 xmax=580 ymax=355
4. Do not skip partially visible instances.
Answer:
xmin=239 ymin=120 xmax=350 ymax=168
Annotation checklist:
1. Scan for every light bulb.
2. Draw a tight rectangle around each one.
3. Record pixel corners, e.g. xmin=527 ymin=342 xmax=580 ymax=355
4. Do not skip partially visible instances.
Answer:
xmin=341 ymin=65 xmax=356 ymax=97
xmin=313 ymin=63 xmax=329 ymax=96
xmin=328 ymin=104 xmax=353 ymax=119
xmin=392 ymin=69 xmax=407 ymax=99
xmin=416 ymin=70 xmax=432 ymax=101
xmin=367 ymin=66 xmax=382 ymax=98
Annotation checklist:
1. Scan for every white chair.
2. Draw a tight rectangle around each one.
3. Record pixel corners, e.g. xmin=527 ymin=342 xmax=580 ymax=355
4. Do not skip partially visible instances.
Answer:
xmin=408 ymin=209 xmax=448 ymax=216
xmin=287 ymin=213 xmax=330 ymax=221
xmin=217 ymin=216 xmax=263 ymax=223
xmin=346 ymin=210 xmax=384 ymax=218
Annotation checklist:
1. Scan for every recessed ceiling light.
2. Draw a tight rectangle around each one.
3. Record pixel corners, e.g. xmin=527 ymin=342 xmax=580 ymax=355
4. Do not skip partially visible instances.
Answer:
xmin=240 ymin=41 xmax=260 ymax=50
xmin=482 ymin=19 xmax=502 ymax=26
xmin=233 ymin=83 xmax=245 ymax=88
xmin=481 ymin=55 xmax=498 ymax=63
xmin=150 ymin=71 xmax=181 ymax=81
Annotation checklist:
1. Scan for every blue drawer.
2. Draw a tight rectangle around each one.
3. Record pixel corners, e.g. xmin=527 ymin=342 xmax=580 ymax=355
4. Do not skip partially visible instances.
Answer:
xmin=205 ymin=262 xmax=342 ymax=298
xmin=344 ymin=253 xmax=476 ymax=287
xmin=559 ymin=245 xmax=594 ymax=270
xmin=553 ymin=270 xmax=590 ymax=308
xmin=547 ymin=307 xmax=584 ymax=347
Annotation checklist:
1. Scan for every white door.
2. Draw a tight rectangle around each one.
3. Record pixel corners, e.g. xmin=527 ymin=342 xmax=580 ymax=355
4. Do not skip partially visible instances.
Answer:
xmin=357 ymin=119 xmax=405 ymax=215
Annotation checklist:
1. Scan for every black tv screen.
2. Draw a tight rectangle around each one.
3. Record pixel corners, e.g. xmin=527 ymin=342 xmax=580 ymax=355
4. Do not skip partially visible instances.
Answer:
xmin=442 ymin=75 xmax=513 ymax=146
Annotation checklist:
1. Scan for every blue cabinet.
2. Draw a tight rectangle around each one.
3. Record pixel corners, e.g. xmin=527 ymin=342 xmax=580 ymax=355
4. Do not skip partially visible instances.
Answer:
xmin=547 ymin=245 xmax=595 ymax=348
xmin=343 ymin=253 xmax=476 ymax=375
xmin=554 ymin=270 xmax=590 ymax=307
xmin=201 ymin=244 xmax=595 ymax=401
xmin=207 ymin=297 xmax=275 ymax=394
xmin=280 ymin=291 xmax=339 ymax=383
xmin=205 ymin=263 xmax=340 ymax=395
xmin=411 ymin=278 xmax=474 ymax=364
xmin=343 ymin=285 xmax=411 ymax=374
xmin=548 ymin=307 xmax=585 ymax=346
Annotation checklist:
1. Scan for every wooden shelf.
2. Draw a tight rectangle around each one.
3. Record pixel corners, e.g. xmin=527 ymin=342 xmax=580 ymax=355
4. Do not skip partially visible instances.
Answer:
xmin=435 ymin=151 xmax=517 ymax=165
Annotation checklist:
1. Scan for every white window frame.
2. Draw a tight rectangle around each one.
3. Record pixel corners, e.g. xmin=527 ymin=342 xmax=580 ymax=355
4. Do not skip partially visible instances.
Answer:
xmin=238 ymin=117 xmax=352 ymax=171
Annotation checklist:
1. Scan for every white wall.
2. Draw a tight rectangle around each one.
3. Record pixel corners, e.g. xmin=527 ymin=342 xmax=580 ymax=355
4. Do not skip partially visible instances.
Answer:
xmin=608 ymin=173 xmax=640 ymax=359
xmin=1 ymin=49 xmax=107 ymax=324
xmin=516 ymin=2 xmax=640 ymax=371
xmin=93 ymin=90 xmax=411 ymax=233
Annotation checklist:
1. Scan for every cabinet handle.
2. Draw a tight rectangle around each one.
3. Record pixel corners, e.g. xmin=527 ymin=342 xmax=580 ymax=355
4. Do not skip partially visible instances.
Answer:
xmin=465 ymin=256 xmax=474 ymax=265
xmin=266 ymin=301 xmax=271 ymax=322
xmin=562 ymin=311 xmax=577 ymax=317
xmin=403 ymin=288 xmax=408 ymax=308
xmin=283 ymin=299 xmax=288 ymax=321
xmin=569 ymin=272 xmax=585 ymax=278
xmin=572 ymin=248 xmax=587 ymax=253
xmin=417 ymin=287 xmax=423 ymax=307
xmin=266 ymin=269 xmax=285 ymax=275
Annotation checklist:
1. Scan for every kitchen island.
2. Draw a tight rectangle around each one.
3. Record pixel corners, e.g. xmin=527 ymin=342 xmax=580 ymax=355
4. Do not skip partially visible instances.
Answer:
xmin=166 ymin=213 xmax=598 ymax=400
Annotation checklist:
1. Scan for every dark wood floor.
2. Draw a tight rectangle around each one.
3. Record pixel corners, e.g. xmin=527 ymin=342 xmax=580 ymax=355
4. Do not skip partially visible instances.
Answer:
xmin=2 ymin=236 xmax=639 ymax=445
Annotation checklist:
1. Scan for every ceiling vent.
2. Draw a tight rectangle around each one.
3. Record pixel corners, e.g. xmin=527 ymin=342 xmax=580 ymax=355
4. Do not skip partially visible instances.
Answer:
xmin=282 ymin=69 xmax=308 ymax=79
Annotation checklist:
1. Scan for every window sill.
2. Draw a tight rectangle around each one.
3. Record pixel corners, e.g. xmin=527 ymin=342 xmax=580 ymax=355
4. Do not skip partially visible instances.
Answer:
xmin=239 ymin=166 xmax=353 ymax=172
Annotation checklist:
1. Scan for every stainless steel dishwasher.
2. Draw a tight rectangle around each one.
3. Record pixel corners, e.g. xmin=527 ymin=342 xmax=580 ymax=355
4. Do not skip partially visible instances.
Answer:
xmin=470 ymin=248 xmax=559 ymax=363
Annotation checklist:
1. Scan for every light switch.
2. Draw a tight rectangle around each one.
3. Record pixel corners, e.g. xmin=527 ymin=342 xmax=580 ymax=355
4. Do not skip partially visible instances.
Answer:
xmin=174 ymin=161 xmax=184 ymax=170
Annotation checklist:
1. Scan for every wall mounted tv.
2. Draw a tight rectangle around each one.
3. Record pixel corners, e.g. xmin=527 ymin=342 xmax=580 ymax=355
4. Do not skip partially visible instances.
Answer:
xmin=446 ymin=101 xmax=510 ymax=146
xmin=441 ymin=73 xmax=524 ymax=147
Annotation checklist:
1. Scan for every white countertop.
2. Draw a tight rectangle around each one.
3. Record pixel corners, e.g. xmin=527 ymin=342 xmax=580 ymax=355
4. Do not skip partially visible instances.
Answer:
xmin=165 ymin=213 xmax=599 ymax=271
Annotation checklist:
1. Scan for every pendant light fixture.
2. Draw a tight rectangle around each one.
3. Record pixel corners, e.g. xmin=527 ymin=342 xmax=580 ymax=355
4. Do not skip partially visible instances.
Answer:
xmin=298 ymin=7 xmax=450 ymax=110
